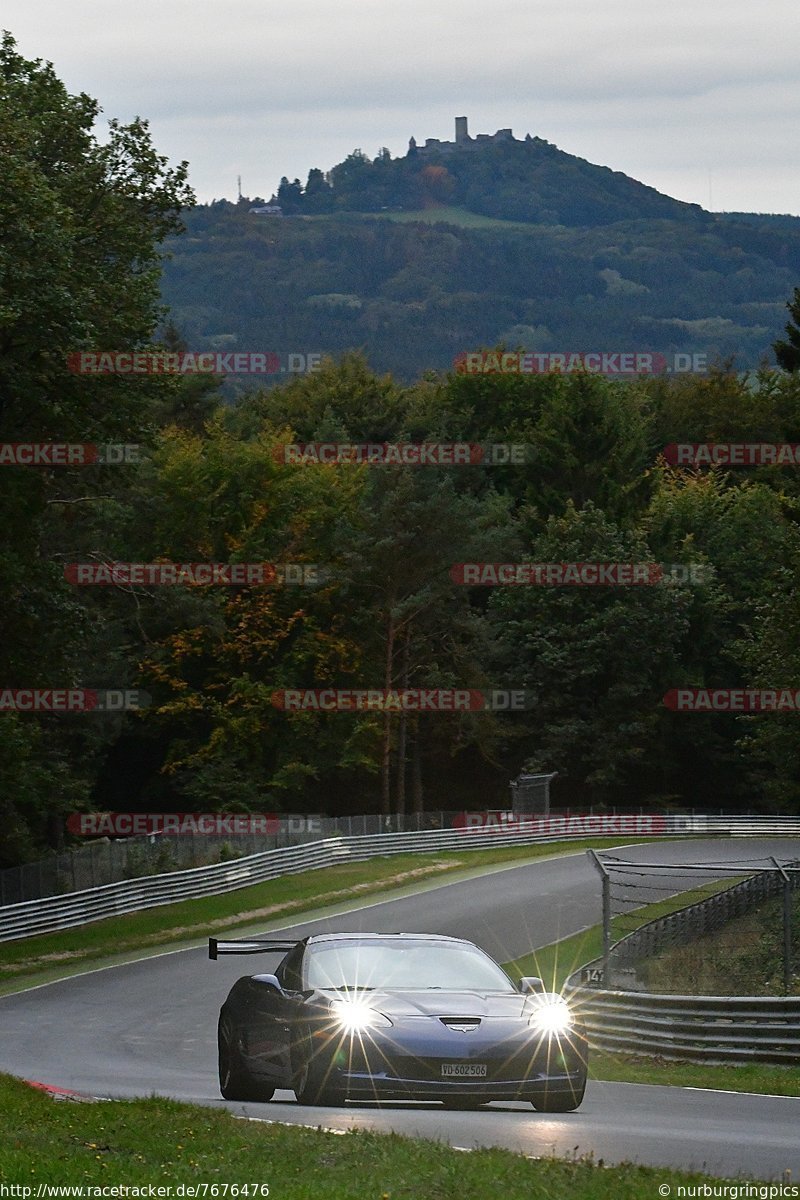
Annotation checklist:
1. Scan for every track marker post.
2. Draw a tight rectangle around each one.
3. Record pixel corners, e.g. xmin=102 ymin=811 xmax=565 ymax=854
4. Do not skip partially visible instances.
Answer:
xmin=587 ymin=849 xmax=611 ymax=987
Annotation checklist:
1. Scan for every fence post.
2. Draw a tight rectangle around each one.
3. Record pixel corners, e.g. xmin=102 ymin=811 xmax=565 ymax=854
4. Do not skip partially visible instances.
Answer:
xmin=772 ymin=858 xmax=792 ymax=994
xmin=587 ymin=850 xmax=611 ymax=986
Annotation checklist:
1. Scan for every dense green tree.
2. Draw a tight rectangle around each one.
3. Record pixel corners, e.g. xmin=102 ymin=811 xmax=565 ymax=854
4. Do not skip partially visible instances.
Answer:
xmin=488 ymin=503 xmax=691 ymax=801
xmin=737 ymin=555 xmax=800 ymax=807
xmin=332 ymin=467 xmax=516 ymax=815
xmin=774 ymin=286 xmax=800 ymax=371
xmin=0 ymin=33 xmax=192 ymax=855
xmin=276 ymin=176 xmax=303 ymax=213
xmin=304 ymin=167 xmax=333 ymax=213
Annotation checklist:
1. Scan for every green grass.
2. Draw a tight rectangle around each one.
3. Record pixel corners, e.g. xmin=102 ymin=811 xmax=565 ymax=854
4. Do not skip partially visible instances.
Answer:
xmin=588 ymin=1051 xmax=800 ymax=1097
xmin=303 ymin=205 xmax=552 ymax=232
xmin=0 ymin=1073 xmax=737 ymax=1192
xmin=636 ymin=891 xmax=800 ymax=996
xmin=0 ymin=838 xmax=644 ymax=994
xmin=363 ymin=205 xmax=545 ymax=231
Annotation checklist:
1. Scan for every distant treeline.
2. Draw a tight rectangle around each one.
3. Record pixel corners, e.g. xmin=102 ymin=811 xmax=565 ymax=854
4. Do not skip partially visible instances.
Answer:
xmin=7 ymin=349 xmax=800 ymax=866
xmin=160 ymin=200 xmax=800 ymax=382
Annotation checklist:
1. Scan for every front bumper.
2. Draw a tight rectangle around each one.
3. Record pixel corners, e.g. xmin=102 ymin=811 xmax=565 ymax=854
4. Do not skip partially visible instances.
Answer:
xmin=311 ymin=1023 xmax=588 ymax=1101
xmin=339 ymin=1067 xmax=586 ymax=1101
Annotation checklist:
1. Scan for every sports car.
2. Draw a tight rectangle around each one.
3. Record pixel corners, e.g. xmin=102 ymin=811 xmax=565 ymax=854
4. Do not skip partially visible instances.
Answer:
xmin=210 ymin=932 xmax=588 ymax=1110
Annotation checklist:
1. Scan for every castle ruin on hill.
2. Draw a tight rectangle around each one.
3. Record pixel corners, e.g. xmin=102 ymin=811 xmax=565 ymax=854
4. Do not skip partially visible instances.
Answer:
xmin=408 ymin=116 xmax=539 ymax=156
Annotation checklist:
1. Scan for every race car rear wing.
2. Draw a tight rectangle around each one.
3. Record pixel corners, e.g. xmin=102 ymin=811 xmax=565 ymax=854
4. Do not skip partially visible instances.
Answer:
xmin=209 ymin=937 xmax=299 ymax=959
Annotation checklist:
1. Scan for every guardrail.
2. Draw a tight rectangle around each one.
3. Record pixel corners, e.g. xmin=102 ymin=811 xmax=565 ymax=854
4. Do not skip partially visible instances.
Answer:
xmin=2 ymin=812 xmax=799 ymax=945
xmin=0 ymin=812 xmax=682 ymax=943
xmin=564 ymin=988 xmax=800 ymax=1064
xmin=0 ymin=806 xmax=676 ymax=906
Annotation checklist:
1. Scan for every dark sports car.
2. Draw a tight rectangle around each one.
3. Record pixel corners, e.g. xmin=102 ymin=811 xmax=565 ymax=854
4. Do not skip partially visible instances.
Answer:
xmin=210 ymin=932 xmax=588 ymax=1110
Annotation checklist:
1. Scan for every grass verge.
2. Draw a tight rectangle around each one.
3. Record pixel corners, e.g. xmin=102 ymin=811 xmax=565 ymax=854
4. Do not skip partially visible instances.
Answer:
xmin=304 ymin=205 xmax=550 ymax=232
xmin=0 ymin=1073 xmax=735 ymax=1192
xmin=587 ymin=1051 xmax=800 ymax=1097
xmin=0 ymin=838 xmax=642 ymax=994
xmin=636 ymin=891 xmax=800 ymax=996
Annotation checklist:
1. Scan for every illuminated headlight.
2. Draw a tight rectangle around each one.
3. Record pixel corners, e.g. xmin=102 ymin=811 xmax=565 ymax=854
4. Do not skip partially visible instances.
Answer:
xmin=329 ymin=998 xmax=392 ymax=1032
xmin=528 ymin=999 xmax=574 ymax=1035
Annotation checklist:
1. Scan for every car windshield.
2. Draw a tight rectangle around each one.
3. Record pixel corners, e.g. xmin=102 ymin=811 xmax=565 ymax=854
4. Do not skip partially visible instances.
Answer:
xmin=305 ymin=940 xmax=515 ymax=992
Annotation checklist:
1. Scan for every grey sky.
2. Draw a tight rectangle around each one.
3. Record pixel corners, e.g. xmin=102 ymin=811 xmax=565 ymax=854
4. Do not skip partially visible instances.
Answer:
xmin=6 ymin=0 xmax=800 ymax=213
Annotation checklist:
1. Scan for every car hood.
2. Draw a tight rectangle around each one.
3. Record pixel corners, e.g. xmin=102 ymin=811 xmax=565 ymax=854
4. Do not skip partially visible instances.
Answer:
xmin=318 ymin=989 xmax=541 ymax=1019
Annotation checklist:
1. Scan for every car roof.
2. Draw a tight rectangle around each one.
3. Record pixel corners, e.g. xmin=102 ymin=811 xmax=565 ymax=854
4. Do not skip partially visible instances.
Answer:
xmin=304 ymin=932 xmax=472 ymax=946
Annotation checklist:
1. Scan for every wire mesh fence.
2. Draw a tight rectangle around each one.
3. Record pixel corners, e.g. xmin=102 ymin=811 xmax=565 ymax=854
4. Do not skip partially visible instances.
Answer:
xmin=587 ymin=850 xmax=800 ymax=993
xmin=0 ymin=812 xmax=448 ymax=905
xmin=0 ymin=805 xmax=687 ymax=906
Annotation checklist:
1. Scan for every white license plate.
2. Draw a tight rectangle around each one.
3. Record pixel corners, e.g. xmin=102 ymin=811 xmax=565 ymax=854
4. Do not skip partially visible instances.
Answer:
xmin=441 ymin=1063 xmax=487 ymax=1078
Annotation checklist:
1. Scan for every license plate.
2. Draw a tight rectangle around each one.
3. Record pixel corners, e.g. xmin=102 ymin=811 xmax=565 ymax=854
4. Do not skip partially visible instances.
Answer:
xmin=441 ymin=1063 xmax=487 ymax=1078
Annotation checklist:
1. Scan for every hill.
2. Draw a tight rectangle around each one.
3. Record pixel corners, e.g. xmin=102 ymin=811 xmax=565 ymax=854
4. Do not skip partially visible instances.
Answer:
xmin=159 ymin=132 xmax=800 ymax=382
xmin=271 ymin=118 xmax=711 ymax=228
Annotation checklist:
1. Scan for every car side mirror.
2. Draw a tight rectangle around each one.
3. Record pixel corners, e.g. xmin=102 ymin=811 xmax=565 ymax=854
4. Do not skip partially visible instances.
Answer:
xmin=251 ymin=973 xmax=285 ymax=994
xmin=518 ymin=976 xmax=546 ymax=994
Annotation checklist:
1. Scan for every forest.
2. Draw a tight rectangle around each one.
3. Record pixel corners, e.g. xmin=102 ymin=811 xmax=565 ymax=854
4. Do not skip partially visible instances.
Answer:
xmin=161 ymin=196 xmax=800 ymax=382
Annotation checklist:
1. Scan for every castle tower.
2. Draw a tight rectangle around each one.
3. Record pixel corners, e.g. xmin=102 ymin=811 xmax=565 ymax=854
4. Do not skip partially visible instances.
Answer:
xmin=455 ymin=116 xmax=469 ymax=145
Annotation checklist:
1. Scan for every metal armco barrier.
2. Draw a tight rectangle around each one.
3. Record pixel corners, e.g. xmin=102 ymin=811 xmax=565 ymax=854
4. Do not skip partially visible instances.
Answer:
xmin=1 ymin=813 xmax=799 ymax=944
xmin=565 ymin=988 xmax=800 ymax=1064
xmin=2 ymin=811 xmax=676 ymax=942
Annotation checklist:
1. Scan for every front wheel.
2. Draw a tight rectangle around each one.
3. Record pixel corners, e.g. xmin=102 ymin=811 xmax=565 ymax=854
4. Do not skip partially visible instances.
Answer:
xmin=529 ymin=1077 xmax=586 ymax=1112
xmin=218 ymin=1015 xmax=274 ymax=1102
xmin=293 ymin=1032 xmax=346 ymax=1106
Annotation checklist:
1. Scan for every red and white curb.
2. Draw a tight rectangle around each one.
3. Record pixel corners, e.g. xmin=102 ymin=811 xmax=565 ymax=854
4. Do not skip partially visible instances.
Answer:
xmin=25 ymin=1080 xmax=102 ymax=1103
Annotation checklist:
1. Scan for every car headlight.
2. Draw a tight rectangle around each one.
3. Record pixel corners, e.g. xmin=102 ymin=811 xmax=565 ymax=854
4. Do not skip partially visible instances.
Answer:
xmin=528 ymin=999 xmax=574 ymax=1035
xmin=329 ymin=998 xmax=393 ymax=1032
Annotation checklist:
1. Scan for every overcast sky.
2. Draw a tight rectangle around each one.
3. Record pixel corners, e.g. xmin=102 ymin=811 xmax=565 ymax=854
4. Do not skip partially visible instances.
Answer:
xmin=5 ymin=0 xmax=800 ymax=214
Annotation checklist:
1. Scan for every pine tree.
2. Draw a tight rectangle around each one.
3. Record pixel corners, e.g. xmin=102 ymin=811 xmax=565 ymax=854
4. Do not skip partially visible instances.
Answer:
xmin=774 ymin=287 xmax=800 ymax=371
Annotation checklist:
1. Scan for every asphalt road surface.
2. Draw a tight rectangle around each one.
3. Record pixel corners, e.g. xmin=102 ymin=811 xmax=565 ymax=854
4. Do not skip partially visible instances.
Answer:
xmin=2 ymin=837 xmax=799 ymax=1180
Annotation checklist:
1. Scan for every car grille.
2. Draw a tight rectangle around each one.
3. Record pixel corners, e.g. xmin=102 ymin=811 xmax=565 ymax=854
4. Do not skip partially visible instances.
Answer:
xmin=439 ymin=1017 xmax=481 ymax=1032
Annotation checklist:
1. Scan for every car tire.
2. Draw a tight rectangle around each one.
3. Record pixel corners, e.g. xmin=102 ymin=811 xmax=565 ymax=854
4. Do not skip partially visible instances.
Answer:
xmin=218 ymin=1015 xmax=274 ymax=1102
xmin=529 ymin=1076 xmax=587 ymax=1112
xmin=293 ymin=1031 xmax=346 ymax=1106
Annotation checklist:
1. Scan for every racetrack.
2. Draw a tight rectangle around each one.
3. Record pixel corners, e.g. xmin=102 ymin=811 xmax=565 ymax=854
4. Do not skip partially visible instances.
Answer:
xmin=2 ymin=837 xmax=799 ymax=1180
